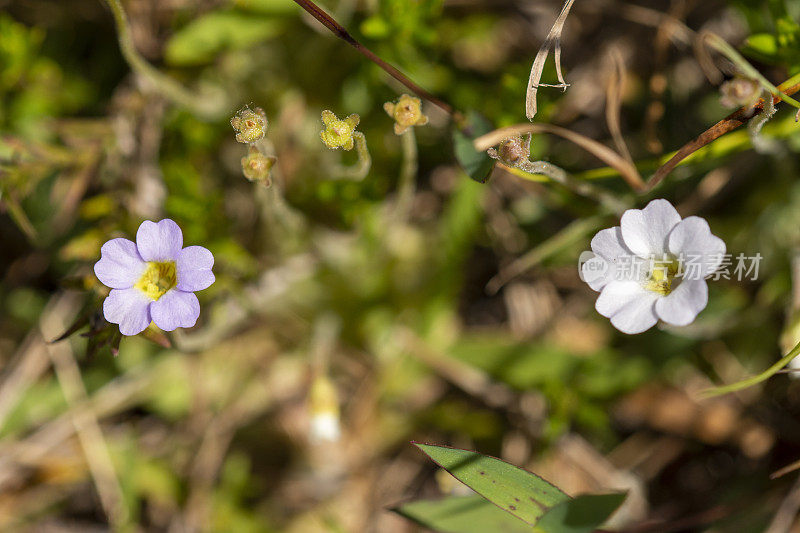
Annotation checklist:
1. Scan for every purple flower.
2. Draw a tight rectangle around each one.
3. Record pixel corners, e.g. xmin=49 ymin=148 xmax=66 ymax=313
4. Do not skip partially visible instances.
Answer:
xmin=93 ymin=219 xmax=215 ymax=336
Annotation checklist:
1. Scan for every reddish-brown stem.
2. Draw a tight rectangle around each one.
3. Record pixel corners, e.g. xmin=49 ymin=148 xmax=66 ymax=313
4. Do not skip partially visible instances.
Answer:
xmin=647 ymin=81 xmax=800 ymax=190
xmin=292 ymin=0 xmax=459 ymax=120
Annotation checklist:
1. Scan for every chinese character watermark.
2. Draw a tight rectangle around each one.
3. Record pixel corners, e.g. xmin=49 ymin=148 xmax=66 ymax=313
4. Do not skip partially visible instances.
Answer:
xmin=578 ymin=252 xmax=762 ymax=283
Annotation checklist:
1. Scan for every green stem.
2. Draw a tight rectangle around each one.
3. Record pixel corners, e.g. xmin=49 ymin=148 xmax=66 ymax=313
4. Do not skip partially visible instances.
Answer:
xmin=510 ymin=161 xmax=629 ymax=215
xmin=103 ymin=0 xmax=225 ymax=118
xmin=394 ymin=128 xmax=418 ymax=220
xmin=701 ymin=340 xmax=800 ymax=398
xmin=334 ymin=132 xmax=371 ymax=180
xmin=706 ymin=33 xmax=800 ymax=109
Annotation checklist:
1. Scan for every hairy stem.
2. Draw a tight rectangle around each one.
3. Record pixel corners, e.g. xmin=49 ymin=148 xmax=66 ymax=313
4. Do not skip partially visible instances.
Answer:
xmin=515 ymin=160 xmax=628 ymax=215
xmin=394 ymin=128 xmax=418 ymax=220
xmin=103 ymin=0 xmax=225 ymax=118
xmin=333 ymin=132 xmax=371 ymax=181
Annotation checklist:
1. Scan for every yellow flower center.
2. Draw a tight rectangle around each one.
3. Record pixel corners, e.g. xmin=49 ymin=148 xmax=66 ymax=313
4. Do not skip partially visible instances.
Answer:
xmin=324 ymin=120 xmax=353 ymax=145
xmin=231 ymin=107 xmax=268 ymax=144
xmin=320 ymin=110 xmax=360 ymax=150
xmin=644 ymin=256 xmax=680 ymax=296
xmin=135 ymin=261 xmax=177 ymax=301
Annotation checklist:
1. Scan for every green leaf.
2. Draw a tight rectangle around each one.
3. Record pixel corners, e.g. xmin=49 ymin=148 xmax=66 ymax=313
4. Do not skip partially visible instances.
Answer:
xmin=414 ymin=443 xmax=569 ymax=525
xmin=393 ymin=495 xmax=534 ymax=533
xmin=360 ymin=16 xmax=391 ymax=39
xmin=232 ymin=0 xmax=297 ymax=15
xmin=744 ymin=33 xmax=779 ymax=59
xmin=165 ymin=10 xmax=281 ymax=66
xmin=536 ymin=493 xmax=627 ymax=533
xmin=452 ymin=111 xmax=495 ymax=183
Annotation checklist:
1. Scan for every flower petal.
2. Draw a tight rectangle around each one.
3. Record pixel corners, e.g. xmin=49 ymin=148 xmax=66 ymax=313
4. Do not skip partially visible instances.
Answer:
xmin=667 ymin=216 xmax=726 ymax=279
xmin=103 ymin=288 xmax=152 ymax=336
xmin=655 ymin=278 xmax=708 ymax=326
xmin=593 ymin=225 xmax=629 ymax=257
xmin=150 ymin=290 xmax=200 ymax=332
xmin=584 ymin=227 xmax=638 ymax=290
xmin=136 ymin=219 xmax=183 ymax=262
xmin=620 ymin=199 xmax=681 ymax=258
xmin=596 ymin=280 xmax=659 ymax=334
xmin=94 ymin=238 xmax=146 ymax=289
xmin=177 ymin=246 xmax=215 ymax=292
xmin=582 ymin=257 xmax=609 ymax=291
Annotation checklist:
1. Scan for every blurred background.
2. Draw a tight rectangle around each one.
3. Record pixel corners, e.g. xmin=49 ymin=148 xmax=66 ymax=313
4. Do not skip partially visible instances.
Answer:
xmin=2 ymin=0 xmax=800 ymax=531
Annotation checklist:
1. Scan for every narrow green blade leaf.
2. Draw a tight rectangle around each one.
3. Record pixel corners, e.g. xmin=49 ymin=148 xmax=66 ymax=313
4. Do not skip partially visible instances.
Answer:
xmin=452 ymin=111 xmax=495 ymax=183
xmin=392 ymin=495 xmax=534 ymax=533
xmin=414 ymin=443 xmax=569 ymax=525
xmin=535 ymin=492 xmax=627 ymax=533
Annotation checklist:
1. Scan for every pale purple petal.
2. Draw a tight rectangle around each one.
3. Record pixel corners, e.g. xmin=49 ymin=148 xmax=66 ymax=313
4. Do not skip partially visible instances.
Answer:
xmin=150 ymin=290 xmax=200 ymax=331
xmin=620 ymin=199 xmax=681 ymax=258
xmin=667 ymin=216 xmax=726 ymax=279
xmin=596 ymin=280 xmax=659 ymax=334
xmin=136 ymin=219 xmax=183 ymax=262
xmin=103 ymin=288 xmax=152 ymax=336
xmin=176 ymin=246 xmax=215 ymax=292
xmin=655 ymin=278 xmax=708 ymax=326
xmin=94 ymin=238 xmax=146 ymax=289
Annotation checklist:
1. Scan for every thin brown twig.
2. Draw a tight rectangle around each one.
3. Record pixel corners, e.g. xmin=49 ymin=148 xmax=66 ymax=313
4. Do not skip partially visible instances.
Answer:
xmin=646 ymin=79 xmax=800 ymax=190
xmin=605 ymin=48 xmax=633 ymax=164
xmin=291 ymin=0 xmax=459 ymax=120
xmin=42 ymin=294 xmax=128 ymax=528
xmin=0 ymin=333 xmax=51 ymax=431
xmin=643 ymin=0 xmax=692 ymax=154
xmin=772 ymin=458 xmax=800 ymax=480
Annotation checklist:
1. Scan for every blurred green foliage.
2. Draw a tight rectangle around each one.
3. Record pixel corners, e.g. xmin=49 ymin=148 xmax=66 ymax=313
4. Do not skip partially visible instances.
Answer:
xmin=3 ymin=0 xmax=800 ymax=531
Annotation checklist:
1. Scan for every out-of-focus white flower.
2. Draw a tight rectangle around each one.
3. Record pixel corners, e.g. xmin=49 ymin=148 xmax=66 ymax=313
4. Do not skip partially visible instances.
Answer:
xmin=310 ymin=412 xmax=341 ymax=443
xmin=581 ymin=199 xmax=725 ymax=334
xmin=308 ymin=375 xmax=341 ymax=443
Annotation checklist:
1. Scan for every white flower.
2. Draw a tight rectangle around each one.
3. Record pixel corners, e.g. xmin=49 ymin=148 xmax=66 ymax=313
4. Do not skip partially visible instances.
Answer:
xmin=581 ymin=199 xmax=726 ymax=334
xmin=310 ymin=412 xmax=341 ymax=443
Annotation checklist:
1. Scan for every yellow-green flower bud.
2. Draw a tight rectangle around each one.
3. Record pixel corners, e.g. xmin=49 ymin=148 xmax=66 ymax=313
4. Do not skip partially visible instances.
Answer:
xmin=231 ymin=106 xmax=268 ymax=144
xmin=383 ymin=94 xmax=429 ymax=135
xmin=320 ymin=110 xmax=360 ymax=150
xmin=241 ymin=146 xmax=275 ymax=185
xmin=720 ymin=77 xmax=761 ymax=109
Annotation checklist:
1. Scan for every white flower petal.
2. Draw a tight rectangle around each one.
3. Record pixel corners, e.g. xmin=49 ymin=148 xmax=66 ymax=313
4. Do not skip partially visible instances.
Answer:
xmin=582 ymin=258 xmax=609 ymax=291
xmin=596 ymin=280 xmax=659 ymax=334
xmin=585 ymin=227 xmax=645 ymax=290
xmin=655 ymin=278 xmax=708 ymax=326
xmin=591 ymin=226 xmax=631 ymax=262
xmin=620 ymin=199 xmax=681 ymax=257
xmin=667 ymin=216 xmax=726 ymax=279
